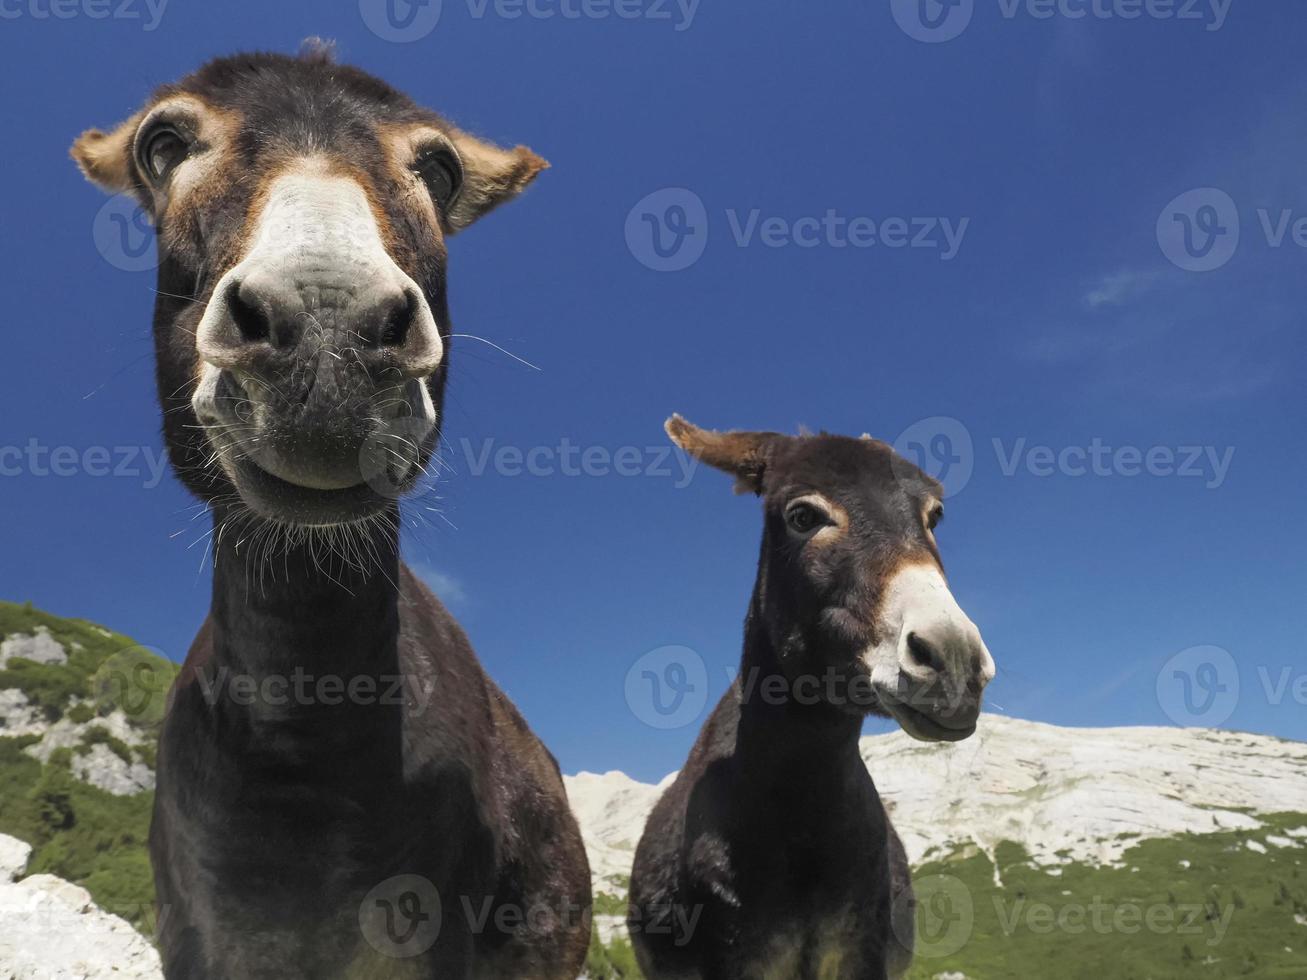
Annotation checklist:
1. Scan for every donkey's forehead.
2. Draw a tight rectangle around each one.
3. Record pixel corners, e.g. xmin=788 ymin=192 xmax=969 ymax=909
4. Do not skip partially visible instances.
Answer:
xmin=151 ymin=52 xmax=444 ymax=144
xmin=767 ymin=435 xmax=942 ymax=501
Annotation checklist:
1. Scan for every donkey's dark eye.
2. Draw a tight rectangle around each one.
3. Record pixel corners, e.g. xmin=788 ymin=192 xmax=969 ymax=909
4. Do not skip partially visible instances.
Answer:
xmin=927 ymin=505 xmax=945 ymax=531
xmin=138 ymin=125 xmax=190 ymax=184
xmin=414 ymin=147 xmax=463 ymax=211
xmin=786 ymin=503 xmax=825 ymax=535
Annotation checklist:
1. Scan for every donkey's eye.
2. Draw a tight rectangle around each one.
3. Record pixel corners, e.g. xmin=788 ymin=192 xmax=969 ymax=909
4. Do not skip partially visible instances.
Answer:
xmin=927 ymin=505 xmax=945 ymax=531
xmin=414 ymin=147 xmax=463 ymax=211
xmin=785 ymin=503 xmax=826 ymax=535
xmin=138 ymin=125 xmax=190 ymax=184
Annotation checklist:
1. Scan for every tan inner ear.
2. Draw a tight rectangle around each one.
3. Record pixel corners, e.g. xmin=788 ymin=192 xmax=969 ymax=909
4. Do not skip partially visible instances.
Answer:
xmin=71 ymin=111 xmax=145 ymax=194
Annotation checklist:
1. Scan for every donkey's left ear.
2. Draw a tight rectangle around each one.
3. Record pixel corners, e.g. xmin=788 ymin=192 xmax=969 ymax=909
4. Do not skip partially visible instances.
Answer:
xmin=71 ymin=112 xmax=145 ymax=196
xmin=665 ymin=415 xmax=779 ymax=495
xmin=444 ymin=129 xmax=548 ymax=233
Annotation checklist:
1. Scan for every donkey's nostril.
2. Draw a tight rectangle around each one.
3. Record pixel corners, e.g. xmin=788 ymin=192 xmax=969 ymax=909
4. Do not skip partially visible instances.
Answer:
xmin=377 ymin=291 xmax=417 ymax=349
xmin=227 ymin=280 xmax=271 ymax=345
xmin=905 ymin=631 xmax=946 ymax=673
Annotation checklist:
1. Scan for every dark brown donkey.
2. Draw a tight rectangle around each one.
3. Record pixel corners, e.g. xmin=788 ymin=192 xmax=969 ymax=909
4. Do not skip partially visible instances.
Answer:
xmin=72 ymin=48 xmax=589 ymax=979
xmin=629 ymin=417 xmax=995 ymax=980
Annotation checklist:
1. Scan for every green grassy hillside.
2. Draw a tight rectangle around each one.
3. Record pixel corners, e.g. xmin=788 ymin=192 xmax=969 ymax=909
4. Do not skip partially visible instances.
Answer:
xmin=0 ymin=600 xmax=175 ymax=932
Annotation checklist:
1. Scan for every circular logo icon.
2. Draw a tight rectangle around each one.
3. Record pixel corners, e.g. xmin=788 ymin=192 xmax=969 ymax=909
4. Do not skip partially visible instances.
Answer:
xmin=91 ymin=646 xmax=180 ymax=723
xmin=624 ymin=645 xmax=709 ymax=730
xmin=1156 ymin=188 xmax=1239 ymax=273
xmin=1157 ymin=645 xmax=1239 ymax=728
xmin=891 ymin=0 xmax=974 ymax=43
xmin=359 ymin=874 xmax=442 ymax=958
xmin=360 ymin=416 xmax=434 ymax=499
xmin=92 ymin=194 xmax=157 ymax=272
xmin=892 ymin=416 xmax=975 ymax=499
xmin=904 ymin=873 xmax=974 ymax=959
xmin=359 ymin=0 xmax=443 ymax=42
xmin=625 ymin=188 xmax=709 ymax=273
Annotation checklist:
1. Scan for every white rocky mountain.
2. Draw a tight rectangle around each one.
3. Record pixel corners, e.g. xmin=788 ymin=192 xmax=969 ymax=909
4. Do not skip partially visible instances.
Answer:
xmin=563 ymin=715 xmax=1307 ymax=944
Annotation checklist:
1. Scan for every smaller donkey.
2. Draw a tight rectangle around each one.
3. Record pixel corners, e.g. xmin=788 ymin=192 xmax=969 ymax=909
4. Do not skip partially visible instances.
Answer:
xmin=629 ymin=417 xmax=995 ymax=980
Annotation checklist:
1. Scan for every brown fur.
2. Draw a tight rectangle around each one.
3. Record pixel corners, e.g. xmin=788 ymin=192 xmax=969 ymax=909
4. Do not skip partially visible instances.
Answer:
xmin=71 ymin=48 xmax=587 ymax=980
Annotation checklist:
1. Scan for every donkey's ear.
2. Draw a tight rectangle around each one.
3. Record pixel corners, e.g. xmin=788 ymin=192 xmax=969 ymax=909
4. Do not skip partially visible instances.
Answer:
xmin=665 ymin=415 xmax=777 ymax=495
xmin=71 ymin=112 xmax=145 ymax=195
xmin=444 ymin=129 xmax=548 ymax=233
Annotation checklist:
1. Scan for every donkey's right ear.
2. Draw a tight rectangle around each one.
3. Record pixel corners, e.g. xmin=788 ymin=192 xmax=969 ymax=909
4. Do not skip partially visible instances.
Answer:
xmin=71 ymin=112 xmax=145 ymax=195
xmin=665 ymin=415 xmax=778 ymax=495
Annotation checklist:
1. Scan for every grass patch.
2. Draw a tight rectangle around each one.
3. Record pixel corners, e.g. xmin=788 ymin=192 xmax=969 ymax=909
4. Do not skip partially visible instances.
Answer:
xmin=585 ymin=927 xmax=645 ymax=979
xmin=902 ymin=812 xmax=1307 ymax=980
xmin=0 ymin=736 xmax=155 ymax=932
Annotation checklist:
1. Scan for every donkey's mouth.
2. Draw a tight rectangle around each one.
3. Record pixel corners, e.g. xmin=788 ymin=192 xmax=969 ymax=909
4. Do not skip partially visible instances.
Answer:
xmin=878 ymin=690 xmax=978 ymax=743
xmin=192 ymin=365 xmax=436 ymax=525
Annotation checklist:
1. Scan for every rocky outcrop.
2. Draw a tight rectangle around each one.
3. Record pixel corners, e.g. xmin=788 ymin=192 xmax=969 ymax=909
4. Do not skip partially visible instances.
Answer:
xmin=0 ymin=688 xmax=45 ymax=737
xmin=69 ymin=741 xmax=156 ymax=796
xmin=0 ymin=627 xmax=68 ymax=668
xmin=19 ymin=707 xmax=155 ymax=795
xmin=0 ymin=834 xmax=163 ymax=980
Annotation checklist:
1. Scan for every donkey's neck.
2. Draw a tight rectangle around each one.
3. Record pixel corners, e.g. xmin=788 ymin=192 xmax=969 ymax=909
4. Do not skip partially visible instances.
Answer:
xmin=205 ymin=506 xmax=404 ymax=720
xmin=733 ymin=597 xmax=865 ymax=789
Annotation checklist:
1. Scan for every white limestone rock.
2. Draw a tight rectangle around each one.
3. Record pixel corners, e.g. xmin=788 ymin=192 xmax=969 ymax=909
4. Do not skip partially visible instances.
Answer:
xmin=0 ymin=627 xmax=68 ymax=668
xmin=0 ymin=860 xmax=162 ymax=979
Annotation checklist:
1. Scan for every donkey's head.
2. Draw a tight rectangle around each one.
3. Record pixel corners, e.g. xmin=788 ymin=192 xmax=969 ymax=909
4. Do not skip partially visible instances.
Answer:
xmin=668 ymin=416 xmax=995 ymax=742
xmin=72 ymin=46 xmax=546 ymax=526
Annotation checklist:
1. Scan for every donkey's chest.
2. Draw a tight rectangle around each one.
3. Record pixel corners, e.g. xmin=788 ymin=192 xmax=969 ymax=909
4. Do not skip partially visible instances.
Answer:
xmin=738 ymin=907 xmax=871 ymax=980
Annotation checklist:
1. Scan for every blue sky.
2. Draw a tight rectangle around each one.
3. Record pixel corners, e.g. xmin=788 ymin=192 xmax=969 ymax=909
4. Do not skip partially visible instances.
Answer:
xmin=1 ymin=0 xmax=1304 ymax=781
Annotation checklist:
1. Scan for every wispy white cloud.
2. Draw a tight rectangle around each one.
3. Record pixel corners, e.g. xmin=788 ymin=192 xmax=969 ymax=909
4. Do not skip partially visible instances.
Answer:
xmin=1083 ymin=269 xmax=1160 ymax=309
xmin=411 ymin=563 xmax=470 ymax=610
